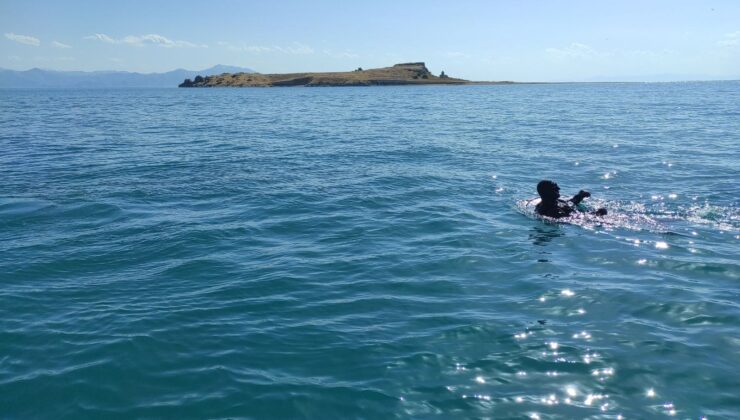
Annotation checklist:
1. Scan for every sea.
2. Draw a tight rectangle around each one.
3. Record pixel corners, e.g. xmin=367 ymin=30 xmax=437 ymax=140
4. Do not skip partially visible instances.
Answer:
xmin=1 ymin=82 xmax=738 ymax=419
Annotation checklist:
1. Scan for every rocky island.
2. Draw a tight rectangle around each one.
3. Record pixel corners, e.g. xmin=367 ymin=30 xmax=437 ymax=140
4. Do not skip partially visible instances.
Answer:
xmin=179 ymin=62 xmax=503 ymax=87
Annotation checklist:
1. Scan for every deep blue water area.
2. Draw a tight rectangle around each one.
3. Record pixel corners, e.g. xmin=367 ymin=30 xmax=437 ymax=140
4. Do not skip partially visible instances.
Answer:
xmin=1 ymin=83 xmax=739 ymax=418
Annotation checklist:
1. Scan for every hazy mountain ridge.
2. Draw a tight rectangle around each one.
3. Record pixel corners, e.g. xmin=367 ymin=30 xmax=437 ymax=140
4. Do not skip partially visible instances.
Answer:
xmin=0 ymin=65 xmax=255 ymax=88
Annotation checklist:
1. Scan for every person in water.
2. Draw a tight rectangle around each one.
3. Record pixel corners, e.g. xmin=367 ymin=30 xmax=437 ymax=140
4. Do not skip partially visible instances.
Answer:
xmin=535 ymin=180 xmax=607 ymax=218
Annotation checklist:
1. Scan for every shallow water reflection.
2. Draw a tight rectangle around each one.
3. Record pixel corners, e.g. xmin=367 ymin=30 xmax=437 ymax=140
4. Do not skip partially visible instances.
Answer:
xmin=529 ymin=225 xmax=564 ymax=247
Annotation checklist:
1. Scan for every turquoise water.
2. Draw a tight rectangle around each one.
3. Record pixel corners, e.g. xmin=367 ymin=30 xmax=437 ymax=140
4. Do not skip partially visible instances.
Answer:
xmin=1 ymin=83 xmax=738 ymax=418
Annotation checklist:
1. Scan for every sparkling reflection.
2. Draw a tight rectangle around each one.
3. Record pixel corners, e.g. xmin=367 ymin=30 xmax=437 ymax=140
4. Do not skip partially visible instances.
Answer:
xmin=561 ymin=288 xmax=575 ymax=297
xmin=661 ymin=402 xmax=678 ymax=414
xmin=502 ymin=261 xmax=699 ymax=419
xmin=541 ymin=394 xmax=559 ymax=405
xmin=565 ymin=385 xmax=578 ymax=397
xmin=582 ymin=352 xmax=599 ymax=364
xmin=584 ymin=393 xmax=606 ymax=406
xmin=573 ymin=331 xmax=592 ymax=340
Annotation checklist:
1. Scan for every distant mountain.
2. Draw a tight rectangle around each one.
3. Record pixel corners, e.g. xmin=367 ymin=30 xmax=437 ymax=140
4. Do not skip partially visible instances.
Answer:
xmin=0 ymin=65 xmax=256 ymax=88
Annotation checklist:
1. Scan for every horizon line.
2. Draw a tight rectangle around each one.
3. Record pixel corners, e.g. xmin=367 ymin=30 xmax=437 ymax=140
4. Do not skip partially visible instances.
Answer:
xmin=1 ymin=66 xmax=739 ymax=85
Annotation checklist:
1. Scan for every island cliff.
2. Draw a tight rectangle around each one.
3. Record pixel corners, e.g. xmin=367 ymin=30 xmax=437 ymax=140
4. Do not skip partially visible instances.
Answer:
xmin=179 ymin=63 xmax=495 ymax=87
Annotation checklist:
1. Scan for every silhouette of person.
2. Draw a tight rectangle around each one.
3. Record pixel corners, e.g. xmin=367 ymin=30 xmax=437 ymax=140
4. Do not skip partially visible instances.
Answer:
xmin=535 ymin=180 xmax=607 ymax=219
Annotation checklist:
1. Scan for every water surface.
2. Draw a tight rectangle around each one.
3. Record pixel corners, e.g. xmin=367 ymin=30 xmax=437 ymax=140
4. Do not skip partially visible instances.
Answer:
xmin=1 ymin=83 xmax=739 ymax=418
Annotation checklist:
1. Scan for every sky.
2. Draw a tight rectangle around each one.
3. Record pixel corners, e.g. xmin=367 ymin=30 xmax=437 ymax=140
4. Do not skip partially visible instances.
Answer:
xmin=1 ymin=0 xmax=739 ymax=82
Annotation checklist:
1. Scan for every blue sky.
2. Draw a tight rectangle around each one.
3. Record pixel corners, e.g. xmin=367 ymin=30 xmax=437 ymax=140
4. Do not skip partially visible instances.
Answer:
xmin=1 ymin=0 xmax=739 ymax=81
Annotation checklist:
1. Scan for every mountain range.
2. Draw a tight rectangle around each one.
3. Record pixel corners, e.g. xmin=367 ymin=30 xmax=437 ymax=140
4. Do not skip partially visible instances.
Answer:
xmin=0 ymin=65 xmax=255 ymax=88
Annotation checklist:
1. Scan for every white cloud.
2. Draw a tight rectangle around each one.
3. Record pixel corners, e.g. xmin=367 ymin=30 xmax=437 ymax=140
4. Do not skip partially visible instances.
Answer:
xmin=85 ymin=33 xmax=205 ymax=48
xmin=85 ymin=33 xmax=116 ymax=43
xmin=243 ymin=45 xmax=273 ymax=53
xmin=274 ymin=43 xmax=314 ymax=54
xmin=121 ymin=34 xmax=203 ymax=48
xmin=718 ymin=31 xmax=740 ymax=47
xmin=34 ymin=56 xmax=74 ymax=62
xmin=51 ymin=40 xmax=72 ymax=49
xmin=219 ymin=41 xmax=314 ymax=55
xmin=5 ymin=32 xmax=40 ymax=46
xmin=546 ymin=43 xmax=603 ymax=58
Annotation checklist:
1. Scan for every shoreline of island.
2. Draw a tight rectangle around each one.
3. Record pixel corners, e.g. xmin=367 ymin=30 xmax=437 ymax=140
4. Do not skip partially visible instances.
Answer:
xmin=178 ymin=62 xmax=516 ymax=88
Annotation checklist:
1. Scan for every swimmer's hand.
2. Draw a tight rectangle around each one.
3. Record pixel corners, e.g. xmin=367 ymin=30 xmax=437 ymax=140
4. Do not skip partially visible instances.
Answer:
xmin=570 ymin=190 xmax=591 ymax=205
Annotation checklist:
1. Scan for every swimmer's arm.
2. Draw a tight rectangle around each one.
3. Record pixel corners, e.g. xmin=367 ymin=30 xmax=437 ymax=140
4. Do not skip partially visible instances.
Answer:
xmin=570 ymin=191 xmax=608 ymax=216
xmin=569 ymin=190 xmax=591 ymax=205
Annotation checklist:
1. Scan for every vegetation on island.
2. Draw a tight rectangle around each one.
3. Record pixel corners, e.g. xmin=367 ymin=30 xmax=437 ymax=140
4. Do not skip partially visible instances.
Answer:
xmin=179 ymin=62 xmax=504 ymax=87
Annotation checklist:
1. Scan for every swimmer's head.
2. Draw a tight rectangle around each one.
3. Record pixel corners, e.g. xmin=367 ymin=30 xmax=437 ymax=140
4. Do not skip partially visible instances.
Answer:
xmin=537 ymin=180 xmax=560 ymax=200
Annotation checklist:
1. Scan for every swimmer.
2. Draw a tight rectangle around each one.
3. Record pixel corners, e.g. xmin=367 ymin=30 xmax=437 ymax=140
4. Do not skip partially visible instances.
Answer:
xmin=535 ymin=180 xmax=607 ymax=219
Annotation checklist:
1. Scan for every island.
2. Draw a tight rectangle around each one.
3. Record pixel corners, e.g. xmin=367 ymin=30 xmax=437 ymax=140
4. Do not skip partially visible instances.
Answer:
xmin=179 ymin=62 xmax=510 ymax=87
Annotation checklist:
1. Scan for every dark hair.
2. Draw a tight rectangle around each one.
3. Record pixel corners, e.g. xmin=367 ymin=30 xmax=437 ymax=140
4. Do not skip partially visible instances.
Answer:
xmin=537 ymin=180 xmax=557 ymax=198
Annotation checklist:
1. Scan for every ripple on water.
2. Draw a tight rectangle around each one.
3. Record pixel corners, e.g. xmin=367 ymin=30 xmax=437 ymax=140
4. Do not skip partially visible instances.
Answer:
xmin=1 ymin=84 xmax=738 ymax=418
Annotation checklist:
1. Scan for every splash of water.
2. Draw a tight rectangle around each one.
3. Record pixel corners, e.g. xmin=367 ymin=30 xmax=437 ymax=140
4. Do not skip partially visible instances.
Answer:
xmin=516 ymin=197 xmax=737 ymax=235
